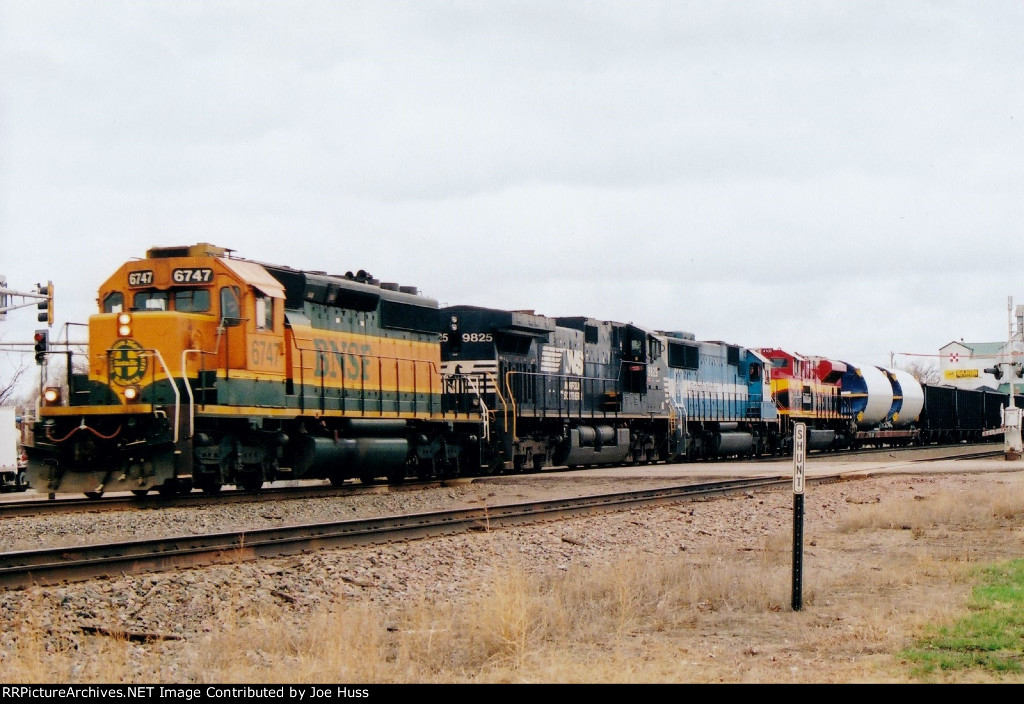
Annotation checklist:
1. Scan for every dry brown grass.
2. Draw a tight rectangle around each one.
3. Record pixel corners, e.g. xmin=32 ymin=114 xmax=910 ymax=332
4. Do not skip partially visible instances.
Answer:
xmin=2 ymin=471 xmax=1023 ymax=683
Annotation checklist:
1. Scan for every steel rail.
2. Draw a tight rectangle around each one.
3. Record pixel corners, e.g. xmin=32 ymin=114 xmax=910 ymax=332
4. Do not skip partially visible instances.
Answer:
xmin=0 ymin=476 xmax=791 ymax=589
xmin=1 ymin=442 xmax=997 ymax=517
xmin=0 ymin=477 xmax=447 ymax=518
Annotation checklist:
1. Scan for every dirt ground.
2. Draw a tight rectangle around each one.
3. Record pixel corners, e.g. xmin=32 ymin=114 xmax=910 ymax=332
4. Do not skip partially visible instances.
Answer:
xmin=637 ymin=465 xmax=1024 ymax=683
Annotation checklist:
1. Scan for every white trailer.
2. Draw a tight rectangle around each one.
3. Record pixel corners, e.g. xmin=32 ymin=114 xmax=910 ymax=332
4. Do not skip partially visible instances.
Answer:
xmin=0 ymin=406 xmax=28 ymax=491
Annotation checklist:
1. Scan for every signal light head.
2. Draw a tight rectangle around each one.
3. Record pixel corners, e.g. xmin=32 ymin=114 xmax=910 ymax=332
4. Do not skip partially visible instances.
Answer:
xmin=33 ymin=329 xmax=48 ymax=364
xmin=36 ymin=281 xmax=53 ymax=325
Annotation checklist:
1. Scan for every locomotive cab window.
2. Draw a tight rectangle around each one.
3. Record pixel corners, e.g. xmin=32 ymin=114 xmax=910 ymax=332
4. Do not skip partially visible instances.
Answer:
xmin=630 ymin=337 xmax=644 ymax=360
xmin=134 ymin=291 xmax=169 ymax=311
xmin=174 ymin=288 xmax=211 ymax=313
xmin=255 ymin=293 xmax=273 ymax=330
xmin=103 ymin=291 xmax=124 ymax=313
xmin=220 ymin=286 xmax=241 ymax=323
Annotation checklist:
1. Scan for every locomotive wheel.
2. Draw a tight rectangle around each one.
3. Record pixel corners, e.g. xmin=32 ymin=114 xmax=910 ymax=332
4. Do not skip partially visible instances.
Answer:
xmin=477 ymin=457 xmax=497 ymax=476
xmin=197 ymin=479 xmax=222 ymax=494
xmin=415 ymin=459 xmax=435 ymax=480
xmin=84 ymin=491 xmax=103 ymax=499
xmin=439 ymin=455 xmax=460 ymax=479
xmin=132 ymin=489 xmax=150 ymax=497
xmin=239 ymin=476 xmax=264 ymax=493
xmin=328 ymin=473 xmax=346 ymax=487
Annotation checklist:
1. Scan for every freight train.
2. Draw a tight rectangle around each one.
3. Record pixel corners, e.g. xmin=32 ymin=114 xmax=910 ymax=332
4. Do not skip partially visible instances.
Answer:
xmin=23 ymin=243 xmax=1020 ymax=498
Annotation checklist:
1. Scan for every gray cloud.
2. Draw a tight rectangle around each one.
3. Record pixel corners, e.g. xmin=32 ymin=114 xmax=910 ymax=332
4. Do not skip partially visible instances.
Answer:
xmin=2 ymin=1 xmax=1022 ymax=397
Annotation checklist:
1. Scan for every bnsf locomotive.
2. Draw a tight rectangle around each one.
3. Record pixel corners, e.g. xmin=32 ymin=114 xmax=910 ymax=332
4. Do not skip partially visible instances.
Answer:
xmin=26 ymin=244 xmax=482 ymax=497
xmin=24 ymin=244 xmax=1020 ymax=498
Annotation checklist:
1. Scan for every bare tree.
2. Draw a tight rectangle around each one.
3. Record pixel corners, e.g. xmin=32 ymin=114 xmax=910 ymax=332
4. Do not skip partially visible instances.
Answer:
xmin=0 ymin=365 xmax=27 ymax=406
xmin=899 ymin=359 xmax=941 ymax=385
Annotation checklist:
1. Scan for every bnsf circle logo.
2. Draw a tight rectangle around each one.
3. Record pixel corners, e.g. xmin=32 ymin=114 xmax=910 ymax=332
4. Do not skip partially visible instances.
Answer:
xmin=110 ymin=339 xmax=148 ymax=386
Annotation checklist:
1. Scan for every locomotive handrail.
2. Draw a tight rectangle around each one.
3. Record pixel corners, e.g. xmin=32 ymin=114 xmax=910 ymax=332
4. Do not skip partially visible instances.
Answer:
xmin=440 ymin=370 xmax=494 ymax=441
xmin=149 ymin=349 xmax=180 ymax=443
xmin=504 ymin=370 xmax=518 ymax=439
xmin=182 ymin=350 xmax=198 ymax=439
xmin=292 ymin=341 xmax=443 ymax=418
xmin=503 ymin=370 xmax=619 ymax=441
xmin=181 ymin=331 xmax=225 ymax=437
xmin=104 ymin=347 xmax=182 ymax=443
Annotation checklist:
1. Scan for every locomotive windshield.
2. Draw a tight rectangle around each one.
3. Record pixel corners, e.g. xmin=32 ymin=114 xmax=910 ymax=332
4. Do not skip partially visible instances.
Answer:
xmin=134 ymin=289 xmax=212 ymax=313
xmin=102 ymin=291 xmax=123 ymax=313
xmin=101 ymin=288 xmax=212 ymax=313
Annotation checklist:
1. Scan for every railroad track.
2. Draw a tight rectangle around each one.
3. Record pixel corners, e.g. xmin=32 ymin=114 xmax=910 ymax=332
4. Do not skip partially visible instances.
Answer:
xmin=0 ymin=441 xmax=1012 ymax=588
xmin=0 ymin=441 xmax=1000 ymax=518
xmin=0 ymin=475 xmax=797 ymax=589
xmin=0 ymin=477 xmax=444 ymax=518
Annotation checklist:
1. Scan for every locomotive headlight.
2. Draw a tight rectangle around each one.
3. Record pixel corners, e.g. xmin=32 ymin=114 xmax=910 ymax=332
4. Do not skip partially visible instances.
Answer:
xmin=42 ymin=387 xmax=61 ymax=405
xmin=117 ymin=313 xmax=132 ymax=337
xmin=123 ymin=385 xmax=140 ymax=402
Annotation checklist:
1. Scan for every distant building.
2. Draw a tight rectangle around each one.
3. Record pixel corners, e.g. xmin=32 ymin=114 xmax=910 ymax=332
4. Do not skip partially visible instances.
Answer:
xmin=938 ymin=340 xmax=1019 ymax=393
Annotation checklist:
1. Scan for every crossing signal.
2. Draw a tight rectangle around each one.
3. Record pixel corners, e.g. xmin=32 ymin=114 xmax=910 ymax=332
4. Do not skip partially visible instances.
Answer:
xmin=37 ymin=281 xmax=53 ymax=325
xmin=984 ymin=366 xmax=1004 ymax=380
xmin=33 ymin=329 xmax=48 ymax=365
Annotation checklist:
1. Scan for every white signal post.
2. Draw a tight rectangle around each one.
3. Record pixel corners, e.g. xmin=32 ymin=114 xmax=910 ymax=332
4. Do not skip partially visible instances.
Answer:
xmin=793 ymin=422 xmax=806 ymax=494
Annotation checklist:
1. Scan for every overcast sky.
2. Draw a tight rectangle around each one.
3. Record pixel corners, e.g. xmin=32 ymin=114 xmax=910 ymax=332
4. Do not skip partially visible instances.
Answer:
xmin=2 ymin=1 xmax=1022 ymax=396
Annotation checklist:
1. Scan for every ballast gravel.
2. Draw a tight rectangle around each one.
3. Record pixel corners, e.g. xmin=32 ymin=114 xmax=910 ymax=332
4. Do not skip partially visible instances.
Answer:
xmin=1 ymin=463 xmax=1021 ymax=683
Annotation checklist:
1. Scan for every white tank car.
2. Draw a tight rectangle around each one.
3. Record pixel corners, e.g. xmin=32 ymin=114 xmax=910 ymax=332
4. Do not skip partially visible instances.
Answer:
xmin=886 ymin=368 xmax=924 ymax=426
xmin=841 ymin=362 xmax=894 ymax=428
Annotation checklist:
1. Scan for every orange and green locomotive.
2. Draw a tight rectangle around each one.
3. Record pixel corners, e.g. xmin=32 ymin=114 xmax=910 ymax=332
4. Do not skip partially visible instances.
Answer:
xmin=26 ymin=243 xmax=483 ymax=496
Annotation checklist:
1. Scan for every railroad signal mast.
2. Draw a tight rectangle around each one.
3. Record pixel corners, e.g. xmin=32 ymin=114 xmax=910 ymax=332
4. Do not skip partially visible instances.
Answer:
xmin=1 ymin=277 xmax=55 ymax=368
xmin=0 ymin=277 xmax=54 ymax=327
xmin=983 ymin=297 xmax=1024 ymax=460
xmin=1004 ymin=299 xmax=1023 ymax=459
